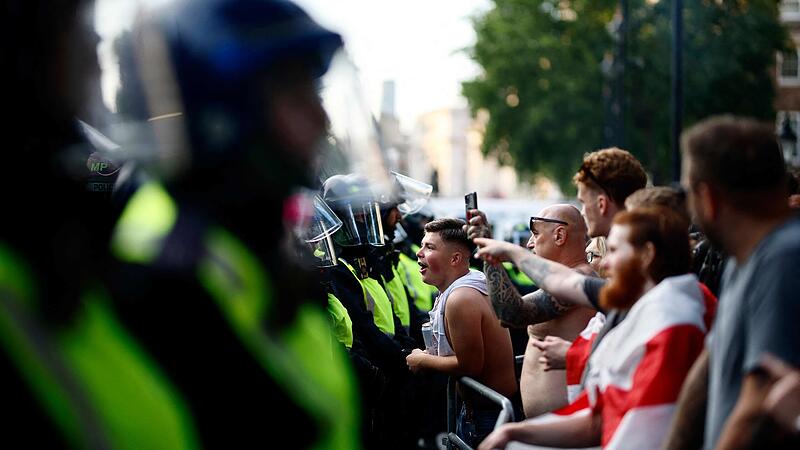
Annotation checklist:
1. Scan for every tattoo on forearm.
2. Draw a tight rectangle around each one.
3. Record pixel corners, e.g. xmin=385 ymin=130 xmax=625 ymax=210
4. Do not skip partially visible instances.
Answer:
xmin=485 ymin=261 xmax=523 ymax=324
xmin=527 ymin=290 xmax=573 ymax=324
xmin=485 ymin=261 xmax=573 ymax=328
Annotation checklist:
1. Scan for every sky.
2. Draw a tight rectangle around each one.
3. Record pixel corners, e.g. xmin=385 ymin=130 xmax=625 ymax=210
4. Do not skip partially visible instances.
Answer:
xmin=95 ymin=0 xmax=492 ymax=133
xmin=290 ymin=0 xmax=492 ymax=132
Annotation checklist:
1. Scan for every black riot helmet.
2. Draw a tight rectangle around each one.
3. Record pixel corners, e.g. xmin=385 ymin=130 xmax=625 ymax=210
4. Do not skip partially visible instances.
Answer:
xmin=400 ymin=205 xmax=435 ymax=247
xmin=113 ymin=0 xmax=343 ymax=193
xmin=322 ymin=174 xmax=385 ymax=248
xmin=375 ymin=172 xmax=432 ymax=241
xmin=291 ymin=193 xmax=342 ymax=268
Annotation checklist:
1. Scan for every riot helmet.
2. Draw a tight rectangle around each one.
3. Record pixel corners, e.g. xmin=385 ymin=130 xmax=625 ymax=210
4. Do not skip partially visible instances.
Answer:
xmin=322 ymin=174 xmax=384 ymax=247
xmin=79 ymin=120 xmax=124 ymax=196
xmin=295 ymin=195 xmax=342 ymax=268
xmin=105 ymin=0 xmax=344 ymax=191
xmin=374 ymin=171 xmax=431 ymax=240
xmin=400 ymin=205 xmax=435 ymax=247
xmin=389 ymin=172 xmax=433 ymax=215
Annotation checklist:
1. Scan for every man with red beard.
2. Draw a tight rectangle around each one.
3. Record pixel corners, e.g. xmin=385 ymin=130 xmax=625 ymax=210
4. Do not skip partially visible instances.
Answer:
xmin=474 ymin=207 xmax=709 ymax=450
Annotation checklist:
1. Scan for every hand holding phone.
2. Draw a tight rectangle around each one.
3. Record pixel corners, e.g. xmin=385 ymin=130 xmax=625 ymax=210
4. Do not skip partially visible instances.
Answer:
xmin=465 ymin=192 xmax=478 ymax=221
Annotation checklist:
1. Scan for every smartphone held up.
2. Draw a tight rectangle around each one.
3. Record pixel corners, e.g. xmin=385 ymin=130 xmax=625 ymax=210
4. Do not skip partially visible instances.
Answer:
xmin=465 ymin=192 xmax=478 ymax=221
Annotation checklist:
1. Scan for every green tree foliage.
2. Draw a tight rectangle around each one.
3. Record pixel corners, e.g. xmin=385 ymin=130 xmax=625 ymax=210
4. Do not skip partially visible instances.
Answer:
xmin=463 ymin=0 xmax=788 ymax=190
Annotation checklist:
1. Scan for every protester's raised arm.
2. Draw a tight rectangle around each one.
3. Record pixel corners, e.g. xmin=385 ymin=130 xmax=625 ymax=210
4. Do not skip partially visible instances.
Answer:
xmin=474 ymin=238 xmax=592 ymax=308
xmin=485 ymin=261 xmax=576 ymax=328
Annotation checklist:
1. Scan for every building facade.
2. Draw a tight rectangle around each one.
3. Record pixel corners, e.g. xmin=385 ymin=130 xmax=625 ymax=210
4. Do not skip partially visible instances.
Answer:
xmin=407 ymin=107 xmax=554 ymax=199
xmin=777 ymin=0 xmax=800 ymax=166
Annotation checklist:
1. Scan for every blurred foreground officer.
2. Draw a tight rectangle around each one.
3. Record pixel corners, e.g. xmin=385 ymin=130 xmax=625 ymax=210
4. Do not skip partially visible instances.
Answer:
xmin=107 ymin=0 xmax=361 ymax=447
xmin=1 ymin=0 xmax=203 ymax=448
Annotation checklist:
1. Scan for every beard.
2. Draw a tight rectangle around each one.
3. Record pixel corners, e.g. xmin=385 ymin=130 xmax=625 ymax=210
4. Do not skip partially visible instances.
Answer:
xmin=600 ymin=254 xmax=647 ymax=311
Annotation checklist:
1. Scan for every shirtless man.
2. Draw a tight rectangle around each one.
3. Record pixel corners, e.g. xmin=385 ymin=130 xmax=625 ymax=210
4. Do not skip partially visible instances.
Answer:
xmin=468 ymin=205 xmax=596 ymax=418
xmin=406 ymin=218 xmax=517 ymax=447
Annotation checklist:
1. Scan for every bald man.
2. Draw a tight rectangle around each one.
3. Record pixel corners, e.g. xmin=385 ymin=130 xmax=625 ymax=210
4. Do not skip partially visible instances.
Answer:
xmin=467 ymin=204 xmax=596 ymax=418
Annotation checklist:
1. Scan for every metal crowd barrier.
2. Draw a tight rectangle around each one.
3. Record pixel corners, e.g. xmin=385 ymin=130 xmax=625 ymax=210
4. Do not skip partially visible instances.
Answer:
xmin=444 ymin=376 xmax=516 ymax=450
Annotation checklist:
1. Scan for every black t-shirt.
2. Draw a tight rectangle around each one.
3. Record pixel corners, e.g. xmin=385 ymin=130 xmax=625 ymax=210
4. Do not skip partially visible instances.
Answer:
xmin=583 ymin=276 xmax=606 ymax=312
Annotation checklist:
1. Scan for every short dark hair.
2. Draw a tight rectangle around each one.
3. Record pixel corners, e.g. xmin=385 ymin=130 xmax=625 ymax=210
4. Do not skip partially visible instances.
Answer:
xmin=573 ymin=147 xmax=648 ymax=205
xmin=613 ymin=207 xmax=690 ymax=283
xmin=424 ymin=218 xmax=475 ymax=253
xmin=681 ymin=116 xmax=787 ymax=206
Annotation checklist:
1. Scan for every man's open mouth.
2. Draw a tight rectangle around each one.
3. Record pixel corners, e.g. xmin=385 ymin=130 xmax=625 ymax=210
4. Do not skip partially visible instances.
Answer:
xmin=418 ymin=261 xmax=428 ymax=274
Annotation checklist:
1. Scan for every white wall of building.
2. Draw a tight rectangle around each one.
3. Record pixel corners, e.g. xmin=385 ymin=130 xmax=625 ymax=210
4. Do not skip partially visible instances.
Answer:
xmin=408 ymin=107 xmax=558 ymax=200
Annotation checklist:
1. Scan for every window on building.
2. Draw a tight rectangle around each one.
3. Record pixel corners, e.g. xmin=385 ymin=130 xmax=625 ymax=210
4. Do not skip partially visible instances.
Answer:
xmin=782 ymin=50 xmax=799 ymax=79
xmin=780 ymin=42 xmax=800 ymax=85
xmin=783 ymin=0 xmax=800 ymax=13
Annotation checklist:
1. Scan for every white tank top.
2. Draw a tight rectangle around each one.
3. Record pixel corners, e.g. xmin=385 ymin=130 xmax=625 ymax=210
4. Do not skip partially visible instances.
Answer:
xmin=428 ymin=270 xmax=488 ymax=356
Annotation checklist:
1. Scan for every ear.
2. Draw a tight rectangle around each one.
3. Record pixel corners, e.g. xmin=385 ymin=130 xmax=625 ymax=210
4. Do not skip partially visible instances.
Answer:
xmin=450 ymin=249 xmax=463 ymax=266
xmin=641 ymin=241 xmax=656 ymax=276
xmin=554 ymin=226 xmax=567 ymax=246
xmin=597 ymin=194 xmax=609 ymax=216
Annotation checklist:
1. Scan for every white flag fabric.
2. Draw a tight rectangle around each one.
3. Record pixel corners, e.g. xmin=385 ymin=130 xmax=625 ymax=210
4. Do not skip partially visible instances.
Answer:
xmin=510 ymin=274 xmax=709 ymax=450
xmin=566 ymin=311 xmax=606 ymax=403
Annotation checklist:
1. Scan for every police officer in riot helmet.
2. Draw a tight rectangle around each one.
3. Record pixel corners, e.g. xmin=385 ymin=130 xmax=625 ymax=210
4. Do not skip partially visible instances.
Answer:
xmin=2 ymin=0 xmax=209 ymax=447
xmin=321 ymin=173 xmax=422 ymax=449
xmin=374 ymin=173 xmax=432 ymax=345
xmin=108 ymin=0 xmax=362 ymax=447
xmin=1 ymin=1 xmax=124 ymax=445
xmin=401 ymin=207 xmax=435 ymax=251
xmin=321 ymin=173 xmax=412 ymax=359
xmin=394 ymin=207 xmax=439 ymax=313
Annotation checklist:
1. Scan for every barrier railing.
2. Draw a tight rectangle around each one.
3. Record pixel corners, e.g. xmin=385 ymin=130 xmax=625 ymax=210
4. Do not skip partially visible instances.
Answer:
xmin=444 ymin=376 xmax=516 ymax=450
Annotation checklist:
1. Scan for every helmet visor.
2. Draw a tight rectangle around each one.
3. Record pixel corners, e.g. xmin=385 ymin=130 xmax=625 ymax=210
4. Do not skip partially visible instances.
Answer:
xmin=391 ymin=171 xmax=433 ymax=215
xmin=303 ymin=195 xmax=343 ymax=243
xmin=392 ymin=223 xmax=408 ymax=245
xmin=337 ymin=201 xmax=385 ymax=247
xmin=308 ymin=234 xmax=338 ymax=267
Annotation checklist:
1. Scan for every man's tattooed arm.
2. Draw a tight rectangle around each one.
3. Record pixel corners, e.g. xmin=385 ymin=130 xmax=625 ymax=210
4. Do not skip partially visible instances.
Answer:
xmin=512 ymin=253 xmax=593 ymax=309
xmin=485 ymin=261 xmax=575 ymax=328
